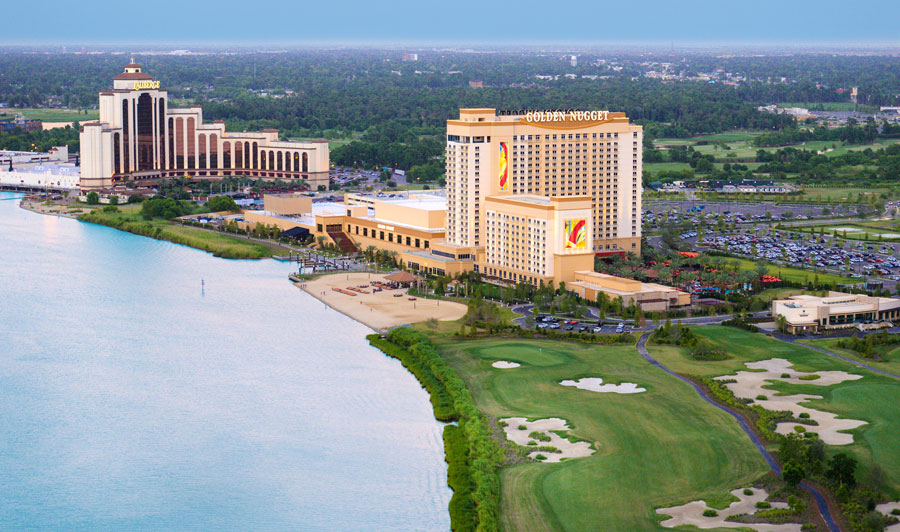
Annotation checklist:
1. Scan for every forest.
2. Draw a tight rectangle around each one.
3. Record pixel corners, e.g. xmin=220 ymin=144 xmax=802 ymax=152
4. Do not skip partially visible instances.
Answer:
xmin=3 ymin=48 xmax=900 ymax=173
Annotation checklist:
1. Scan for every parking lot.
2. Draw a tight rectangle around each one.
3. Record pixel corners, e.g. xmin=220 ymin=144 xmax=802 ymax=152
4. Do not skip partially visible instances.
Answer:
xmin=699 ymin=232 xmax=900 ymax=282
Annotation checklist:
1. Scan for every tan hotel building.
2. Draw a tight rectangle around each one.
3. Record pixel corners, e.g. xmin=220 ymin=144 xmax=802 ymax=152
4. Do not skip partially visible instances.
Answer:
xmin=445 ymin=108 xmax=642 ymax=255
xmin=79 ymin=62 xmax=329 ymax=190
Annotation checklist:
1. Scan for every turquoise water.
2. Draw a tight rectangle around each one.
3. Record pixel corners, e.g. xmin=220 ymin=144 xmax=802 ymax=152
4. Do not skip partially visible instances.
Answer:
xmin=0 ymin=192 xmax=450 ymax=531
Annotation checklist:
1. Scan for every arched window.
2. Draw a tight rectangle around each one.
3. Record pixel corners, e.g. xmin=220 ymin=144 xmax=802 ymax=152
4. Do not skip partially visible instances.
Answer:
xmin=261 ymin=150 xmax=267 ymax=170
xmin=136 ymin=93 xmax=153 ymax=171
xmin=114 ymin=132 xmax=121 ymax=174
xmin=234 ymin=141 xmax=243 ymax=169
xmin=199 ymin=134 xmax=207 ymax=169
xmin=269 ymin=150 xmax=275 ymax=171
xmin=175 ymin=117 xmax=184 ymax=169
xmin=244 ymin=141 xmax=250 ymax=168
xmin=252 ymin=142 xmax=258 ymax=169
xmin=186 ymin=117 xmax=195 ymax=169
xmin=122 ymin=100 xmax=130 ymax=172
xmin=209 ymin=134 xmax=218 ymax=169
xmin=302 ymin=152 xmax=308 ymax=172
xmin=277 ymin=151 xmax=283 ymax=171
xmin=168 ymin=117 xmax=174 ymax=169
xmin=293 ymin=152 xmax=299 ymax=172
xmin=158 ymin=97 xmax=166 ymax=169
xmin=223 ymin=141 xmax=231 ymax=169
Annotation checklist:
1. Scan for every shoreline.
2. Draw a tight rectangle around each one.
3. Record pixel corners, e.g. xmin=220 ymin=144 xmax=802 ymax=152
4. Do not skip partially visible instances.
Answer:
xmin=293 ymin=271 xmax=468 ymax=332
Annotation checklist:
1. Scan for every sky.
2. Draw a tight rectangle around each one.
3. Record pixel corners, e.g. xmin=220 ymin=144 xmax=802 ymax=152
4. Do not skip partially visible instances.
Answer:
xmin=5 ymin=0 xmax=900 ymax=46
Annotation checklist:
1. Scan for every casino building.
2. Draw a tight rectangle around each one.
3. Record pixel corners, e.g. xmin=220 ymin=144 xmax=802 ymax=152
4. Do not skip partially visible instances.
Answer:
xmin=235 ymin=108 xmax=643 ymax=288
xmin=79 ymin=61 xmax=329 ymax=190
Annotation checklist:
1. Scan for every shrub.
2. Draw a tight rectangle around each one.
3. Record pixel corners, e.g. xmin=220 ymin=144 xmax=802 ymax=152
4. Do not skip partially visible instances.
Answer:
xmin=743 ymin=488 xmax=754 ymax=495
xmin=799 ymin=412 xmax=810 ymax=419
xmin=798 ymin=374 xmax=820 ymax=381
xmin=757 ymin=394 xmax=767 ymax=400
xmin=702 ymin=509 xmax=718 ymax=517
xmin=781 ymin=373 xmax=791 ymax=378
xmin=528 ymin=431 xmax=551 ymax=442
xmin=794 ymin=425 xmax=806 ymax=433
xmin=690 ymin=337 xmax=729 ymax=360
xmin=755 ymin=501 xmax=771 ymax=509
xmin=370 ymin=329 xmax=505 ymax=532
xmin=534 ymin=454 xmax=547 ymax=461
xmin=517 ymin=424 xmax=527 ymax=431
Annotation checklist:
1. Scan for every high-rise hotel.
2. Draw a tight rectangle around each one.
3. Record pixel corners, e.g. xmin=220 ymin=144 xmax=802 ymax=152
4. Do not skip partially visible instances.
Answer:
xmin=79 ymin=62 xmax=329 ymax=190
xmin=443 ymin=108 xmax=642 ymax=285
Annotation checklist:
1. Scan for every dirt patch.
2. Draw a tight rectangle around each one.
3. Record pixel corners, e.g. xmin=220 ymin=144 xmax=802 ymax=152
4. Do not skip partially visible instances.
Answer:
xmin=657 ymin=487 xmax=801 ymax=531
xmin=500 ymin=417 xmax=593 ymax=463
xmin=559 ymin=377 xmax=645 ymax=394
xmin=714 ymin=358 xmax=865 ymax=445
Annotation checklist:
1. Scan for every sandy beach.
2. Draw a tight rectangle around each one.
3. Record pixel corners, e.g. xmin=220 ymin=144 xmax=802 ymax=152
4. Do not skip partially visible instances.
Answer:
xmin=295 ymin=272 xmax=468 ymax=331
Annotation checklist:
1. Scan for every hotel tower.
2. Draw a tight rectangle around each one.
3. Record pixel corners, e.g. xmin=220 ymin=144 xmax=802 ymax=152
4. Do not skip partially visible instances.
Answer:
xmin=442 ymin=108 xmax=642 ymax=285
xmin=79 ymin=61 xmax=329 ymax=190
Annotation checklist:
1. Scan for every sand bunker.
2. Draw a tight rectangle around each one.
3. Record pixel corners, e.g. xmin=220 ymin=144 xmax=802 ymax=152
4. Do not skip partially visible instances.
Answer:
xmin=500 ymin=417 xmax=594 ymax=463
xmin=876 ymin=502 xmax=900 ymax=532
xmin=715 ymin=358 xmax=865 ymax=445
xmin=560 ymin=377 xmax=646 ymax=394
xmin=657 ymin=487 xmax=800 ymax=531
xmin=492 ymin=361 xmax=520 ymax=369
xmin=297 ymin=272 xmax=467 ymax=331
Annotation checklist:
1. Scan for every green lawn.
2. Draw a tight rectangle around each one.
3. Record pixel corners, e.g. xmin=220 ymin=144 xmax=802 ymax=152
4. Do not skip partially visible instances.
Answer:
xmin=799 ymin=337 xmax=900 ymax=376
xmin=80 ymin=207 xmax=281 ymax=259
xmin=797 ymin=186 xmax=891 ymax=203
xmin=791 ymin=222 xmax=900 ymax=242
xmin=648 ymin=326 xmax=900 ymax=499
xmin=1 ymin=107 xmax=98 ymax=123
xmin=643 ymin=162 xmax=692 ymax=174
xmin=430 ymin=336 xmax=769 ymax=531
xmin=721 ymin=256 xmax=855 ymax=285
xmin=777 ymin=102 xmax=878 ymax=113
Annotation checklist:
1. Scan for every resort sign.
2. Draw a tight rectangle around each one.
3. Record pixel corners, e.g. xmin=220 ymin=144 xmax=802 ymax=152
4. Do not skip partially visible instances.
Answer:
xmin=498 ymin=142 xmax=509 ymax=192
xmin=564 ymin=219 xmax=587 ymax=250
xmin=132 ymin=80 xmax=161 ymax=90
xmin=525 ymin=110 xmax=609 ymax=122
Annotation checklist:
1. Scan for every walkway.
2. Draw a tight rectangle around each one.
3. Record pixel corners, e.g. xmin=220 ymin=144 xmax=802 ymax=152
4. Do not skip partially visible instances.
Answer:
xmin=636 ymin=333 xmax=842 ymax=532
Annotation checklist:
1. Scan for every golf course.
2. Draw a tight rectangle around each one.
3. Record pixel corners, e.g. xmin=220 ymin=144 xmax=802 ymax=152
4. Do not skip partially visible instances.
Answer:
xmin=647 ymin=326 xmax=900 ymax=501
xmin=427 ymin=334 xmax=771 ymax=531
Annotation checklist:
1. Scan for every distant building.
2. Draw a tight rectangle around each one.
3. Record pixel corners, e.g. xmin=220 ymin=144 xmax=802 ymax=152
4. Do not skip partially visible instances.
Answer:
xmin=0 ymin=116 xmax=43 ymax=133
xmin=772 ymin=292 xmax=900 ymax=334
xmin=468 ymin=80 xmax=483 ymax=89
xmin=401 ymin=53 xmax=418 ymax=62
xmin=79 ymin=61 xmax=329 ymax=190
xmin=569 ymin=55 xmax=577 ymax=67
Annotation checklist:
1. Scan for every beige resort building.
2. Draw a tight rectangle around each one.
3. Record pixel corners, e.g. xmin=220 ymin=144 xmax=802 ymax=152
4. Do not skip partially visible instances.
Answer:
xmin=79 ymin=61 xmax=329 ymax=190
xmin=234 ymin=108 xmax=644 ymax=288
xmin=772 ymin=292 xmax=900 ymax=334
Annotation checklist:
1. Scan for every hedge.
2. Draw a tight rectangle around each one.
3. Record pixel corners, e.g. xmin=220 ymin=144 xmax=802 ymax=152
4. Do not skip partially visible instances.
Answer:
xmin=369 ymin=329 xmax=505 ymax=532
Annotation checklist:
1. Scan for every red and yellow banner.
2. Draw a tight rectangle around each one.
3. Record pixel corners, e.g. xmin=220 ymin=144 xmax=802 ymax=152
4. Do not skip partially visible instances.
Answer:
xmin=498 ymin=142 xmax=509 ymax=191
xmin=564 ymin=219 xmax=587 ymax=249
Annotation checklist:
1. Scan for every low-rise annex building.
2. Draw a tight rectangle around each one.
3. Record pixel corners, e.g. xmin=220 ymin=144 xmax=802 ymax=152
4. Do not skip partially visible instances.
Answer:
xmin=567 ymin=271 xmax=691 ymax=312
xmin=772 ymin=292 xmax=900 ymax=334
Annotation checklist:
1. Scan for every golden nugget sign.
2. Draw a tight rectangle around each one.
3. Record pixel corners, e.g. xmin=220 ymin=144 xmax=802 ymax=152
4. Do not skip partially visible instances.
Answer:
xmin=132 ymin=80 xmax=160 ymax=90
xmin=524 ymin=110 xmax=609 ymax=122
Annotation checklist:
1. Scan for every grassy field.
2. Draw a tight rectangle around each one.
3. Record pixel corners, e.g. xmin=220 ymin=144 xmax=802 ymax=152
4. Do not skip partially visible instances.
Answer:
xmin=797 ymin=186 xmax=892 ymax=203
xmin=791 ymin=222 xmax=900 ymax=242
xmin=799 ymin=337 xmax=900 ymax=376
xmin=290 ymin=134 xmax=358 ymax=149
xmin=777 ymin=102 xmax=879 ymax=113
xmin=643 ymin=162 xmax=692 ymax=174
xmin=428 ymin=335 xmax=769 ymax=531
xmin=722 ymin=255 xmax=855 ymax=285
xmin=80 ymin=207 xmax=281 ymax=259
xmin=648 ymin=326 xmax=900 ymax=499
xmin=0 ymin=107 xmax=98 ymax=123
